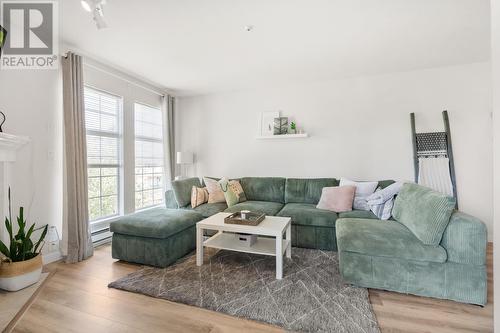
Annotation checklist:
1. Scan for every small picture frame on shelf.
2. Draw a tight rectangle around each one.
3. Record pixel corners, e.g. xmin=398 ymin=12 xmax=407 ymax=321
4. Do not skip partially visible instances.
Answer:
xmin=273 ymin=117 xmax=288 ymax=135
xmin=260 ymin=111 xmax=280 ymax=136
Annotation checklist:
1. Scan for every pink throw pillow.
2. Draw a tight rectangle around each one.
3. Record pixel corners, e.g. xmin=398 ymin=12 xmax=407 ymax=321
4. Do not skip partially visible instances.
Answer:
xmin=316 ymin=186 xmax=356 ymax=212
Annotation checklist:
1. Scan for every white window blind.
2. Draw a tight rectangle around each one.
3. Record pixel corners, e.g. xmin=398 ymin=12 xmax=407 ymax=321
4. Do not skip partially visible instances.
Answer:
xmin=135 ymin=103 xmax=164 ymax=210
xmin=84 ymin=87 xmax=123 ymax=222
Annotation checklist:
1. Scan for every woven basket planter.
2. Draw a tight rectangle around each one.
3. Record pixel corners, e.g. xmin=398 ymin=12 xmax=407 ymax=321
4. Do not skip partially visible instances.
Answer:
xmin=0 ymin=254 xmax=42 ymax=291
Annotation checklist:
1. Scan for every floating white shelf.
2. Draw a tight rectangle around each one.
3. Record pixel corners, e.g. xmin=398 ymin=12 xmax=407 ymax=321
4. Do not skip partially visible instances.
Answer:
xmin=256 ymin=133 xmax=309 ymax=140
xmin=0 ymin=132 xmax=30 ymax=244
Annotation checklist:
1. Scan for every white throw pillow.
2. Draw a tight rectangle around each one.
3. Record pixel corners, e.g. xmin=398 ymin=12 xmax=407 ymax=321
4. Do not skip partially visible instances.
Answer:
xmin=339 ymin=178 xmax=378 ymax=211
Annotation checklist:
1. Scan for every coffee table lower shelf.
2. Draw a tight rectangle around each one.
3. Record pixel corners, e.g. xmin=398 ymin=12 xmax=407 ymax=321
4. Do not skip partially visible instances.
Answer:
xmin=196 ymin=213 xmax=292 ymax=279
xmin=204 ymin=232 xmax=289 ymax=257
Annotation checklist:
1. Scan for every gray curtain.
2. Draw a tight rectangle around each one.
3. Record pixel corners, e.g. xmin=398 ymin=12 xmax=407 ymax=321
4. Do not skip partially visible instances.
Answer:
xmin=62 ymin=52 xmax=93 ymax=263
xmin=162 ymin=95 xmax=176 ymax=185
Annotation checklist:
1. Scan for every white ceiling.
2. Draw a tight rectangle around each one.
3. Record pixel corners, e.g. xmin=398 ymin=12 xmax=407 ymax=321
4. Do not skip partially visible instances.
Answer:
xmin=61 ymin=0 xmax=491 ymax=96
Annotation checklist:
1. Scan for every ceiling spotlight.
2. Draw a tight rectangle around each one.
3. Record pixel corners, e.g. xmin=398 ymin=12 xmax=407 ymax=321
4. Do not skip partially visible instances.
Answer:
xmin=81 ymin=0 xmax=108 ymax=29
xmin=80 ymin=0 xmax=92 ymax=12
xmin=93 ymin=5 xmax=107 ymax=29
xmin=244 ymin=25 xmax=254 ymax=32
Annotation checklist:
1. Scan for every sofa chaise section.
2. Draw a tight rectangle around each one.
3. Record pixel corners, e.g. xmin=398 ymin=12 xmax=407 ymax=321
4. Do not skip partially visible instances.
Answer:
xmin=336 ymin=212 xmax=487 ymax=305
xmin=110 ymin=208 xmax=203 ymax=267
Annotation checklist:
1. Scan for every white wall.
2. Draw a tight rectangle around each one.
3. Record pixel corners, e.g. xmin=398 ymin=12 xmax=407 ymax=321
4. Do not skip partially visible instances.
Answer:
xmin=0 ymin=69 xmax=63 ymax=243
xmin=177 ymin=62 xmax=493 ymax=240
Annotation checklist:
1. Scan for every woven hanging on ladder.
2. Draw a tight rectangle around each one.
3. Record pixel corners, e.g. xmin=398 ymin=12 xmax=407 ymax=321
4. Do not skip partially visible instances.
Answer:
xmin=410 ymin=111 xmax=458 ymax=206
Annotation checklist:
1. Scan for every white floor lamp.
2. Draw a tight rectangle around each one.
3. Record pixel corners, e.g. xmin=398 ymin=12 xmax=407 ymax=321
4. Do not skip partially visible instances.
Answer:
xmin=176 ymin=152 xmax=193 ymax=180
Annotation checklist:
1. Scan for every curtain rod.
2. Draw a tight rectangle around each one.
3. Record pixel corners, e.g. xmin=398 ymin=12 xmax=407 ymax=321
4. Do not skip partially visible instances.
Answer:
xmin=83 ymin=61 xmax=167 ymax=98
xmin=62 ymin=51 xmax=169 ymax=97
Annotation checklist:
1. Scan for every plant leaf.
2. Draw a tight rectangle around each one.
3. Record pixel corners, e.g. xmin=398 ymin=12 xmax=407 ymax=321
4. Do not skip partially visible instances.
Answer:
xmin=0 ymin=239 xmax=10 ymax=258
xmin=17 ymin=207 xmax=25 ymax=237
xmin=25 ymin=223 xmax=35 ymax=241
xmin=5 ymin=217 xmax=12 ymax=239
xmin=33 ymin=224 xmax=48 ymax=253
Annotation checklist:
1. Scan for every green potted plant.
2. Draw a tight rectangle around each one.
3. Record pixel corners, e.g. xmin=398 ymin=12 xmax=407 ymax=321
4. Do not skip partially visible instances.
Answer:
xmin=0 ymin=25 xmax=7 ymax=56
xmin=0 ymin=189 xmax=48 ymax=291
xmin=289 ymin=122 xmax=297 ymax=134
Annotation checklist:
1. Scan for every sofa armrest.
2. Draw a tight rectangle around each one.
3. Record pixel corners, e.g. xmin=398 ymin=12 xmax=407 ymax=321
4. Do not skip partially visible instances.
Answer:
xmin=165 ymin=190 xmax=179 ymax=209
xmin=440 ymin=211 xmax=487 ymax=265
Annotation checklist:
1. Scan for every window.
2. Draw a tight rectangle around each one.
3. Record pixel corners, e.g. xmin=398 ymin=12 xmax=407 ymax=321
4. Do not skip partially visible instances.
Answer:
xmin=134 ymin=103 xmax=164 ymax=210
xmin=84 ymin=87 xmax=123 ymax=222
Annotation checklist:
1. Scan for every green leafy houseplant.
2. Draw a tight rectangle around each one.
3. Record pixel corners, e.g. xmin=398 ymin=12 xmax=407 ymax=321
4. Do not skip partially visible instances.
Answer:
xmin=0 ymin=25 xmax=6 ymax=54
xmin=0 ymin=189 xmax=48 ymax=262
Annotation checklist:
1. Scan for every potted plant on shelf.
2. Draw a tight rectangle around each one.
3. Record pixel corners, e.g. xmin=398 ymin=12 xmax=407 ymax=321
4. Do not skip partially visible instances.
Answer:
xmin=0 ymin=189 xmax=48 ymax=291
xmin=289 ymin=122 xmax=297 ymax=134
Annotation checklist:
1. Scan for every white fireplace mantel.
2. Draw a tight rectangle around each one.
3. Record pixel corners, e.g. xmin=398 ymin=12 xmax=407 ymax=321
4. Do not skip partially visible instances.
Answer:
xmin=0 ymin=133 xmax=30 ymax=162
xmin=0 ymin=133 xmax=30 ymax=244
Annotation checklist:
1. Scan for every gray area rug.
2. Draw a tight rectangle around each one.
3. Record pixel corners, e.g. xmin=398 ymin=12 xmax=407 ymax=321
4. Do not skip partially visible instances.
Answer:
xmin=109 ymin=247 xmax=380 ymax=333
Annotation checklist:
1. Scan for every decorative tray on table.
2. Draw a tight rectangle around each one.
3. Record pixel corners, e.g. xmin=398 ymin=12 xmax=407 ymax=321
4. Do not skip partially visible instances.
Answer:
xmin=224 ymin=211 xmax=265 ymax=226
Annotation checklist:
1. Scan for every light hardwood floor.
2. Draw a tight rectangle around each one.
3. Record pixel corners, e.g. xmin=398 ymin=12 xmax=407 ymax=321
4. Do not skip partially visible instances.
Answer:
xmin=13 ymin=244 xmax=493 ymax=333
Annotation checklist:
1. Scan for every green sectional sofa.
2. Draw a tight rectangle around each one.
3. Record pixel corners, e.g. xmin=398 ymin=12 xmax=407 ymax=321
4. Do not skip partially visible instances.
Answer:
xmin=110 ymin=176 xmax=487 ymax=306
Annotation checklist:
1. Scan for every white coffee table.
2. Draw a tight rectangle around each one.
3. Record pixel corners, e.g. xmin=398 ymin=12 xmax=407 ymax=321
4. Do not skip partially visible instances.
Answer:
xmin=196 ymin=212 xmax=292 ymax=279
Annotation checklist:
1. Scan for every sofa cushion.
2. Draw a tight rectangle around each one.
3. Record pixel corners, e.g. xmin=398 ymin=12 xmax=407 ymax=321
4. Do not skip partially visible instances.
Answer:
xmin=336 ymin=218 xmax=447 ymax=263
xmin=285 ymin=178 xmax=338 ymax=204
xmin=277 ymin=203 xmax=337 ymax=227
xmin=165 ymin=190 xmax=178 ymax=209
xmin=110 ymin=208 xmax=203 ymax=239
xmin=440 ymin=212 xmax=487 ymax=266
xmin=338 ymin=210 xmax=378 ymax=219
xmin=224 ymin=200 xmax=284 ymax=216
xmin=392 ymin=183 xmax=456 ymax=246
xmin=191 ymin=202 xmax=228 ymax=218
xmin=171 ymin=177 xmax=202 ymax=207
xmin=240 ymin=177 xmax=286 ymax=203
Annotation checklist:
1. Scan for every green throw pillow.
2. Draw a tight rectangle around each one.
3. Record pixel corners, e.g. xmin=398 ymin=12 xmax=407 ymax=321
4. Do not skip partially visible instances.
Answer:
xmin=220 ymin=178 xmax=239 ymax=207
xmin=392 ymin=183 xmax=456 ymax=245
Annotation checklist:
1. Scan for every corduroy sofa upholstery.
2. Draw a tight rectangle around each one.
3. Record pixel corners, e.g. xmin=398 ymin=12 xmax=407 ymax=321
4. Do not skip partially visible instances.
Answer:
xmin=168 ymin=177 xmax=390 ymax=251
xmin=110 ymin=176 xmax=487 ymax=305
xmin=336 ymin=212 xmax=487 ymax=305
xmin=110 ymin=208 xmax=202 ymax=267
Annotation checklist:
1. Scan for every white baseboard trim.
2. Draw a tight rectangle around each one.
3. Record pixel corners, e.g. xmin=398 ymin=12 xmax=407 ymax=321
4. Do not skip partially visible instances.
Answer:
xmin=42 ymin=251 xmax=62 ymax=265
